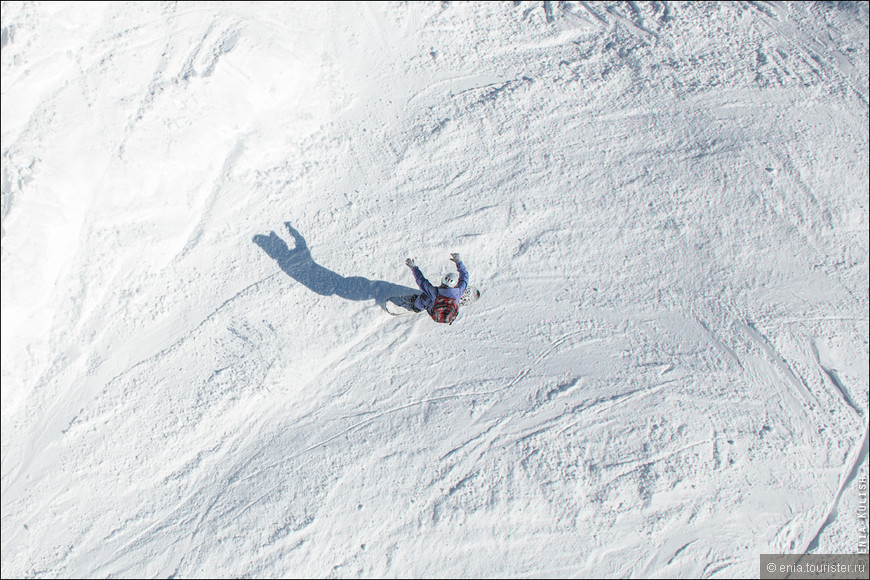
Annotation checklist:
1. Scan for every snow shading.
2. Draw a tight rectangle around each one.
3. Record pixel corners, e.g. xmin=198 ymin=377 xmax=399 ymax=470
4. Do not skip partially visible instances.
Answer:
xmin=2 ymin=2 xmax=868 ymax=578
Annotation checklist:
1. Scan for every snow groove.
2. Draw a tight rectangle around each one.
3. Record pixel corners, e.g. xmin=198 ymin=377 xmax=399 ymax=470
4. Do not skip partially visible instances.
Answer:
xmin=2 ymin=2 xmax=867 ymax=578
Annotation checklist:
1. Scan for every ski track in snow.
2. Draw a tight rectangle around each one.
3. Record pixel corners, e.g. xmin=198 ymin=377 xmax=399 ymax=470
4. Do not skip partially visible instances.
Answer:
xmin=2 ymin=1 xmax=868 ymax=578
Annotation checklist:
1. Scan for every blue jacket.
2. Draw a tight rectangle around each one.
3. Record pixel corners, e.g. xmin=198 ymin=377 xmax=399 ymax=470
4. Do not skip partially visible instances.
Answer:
xmin=412 ymin=260 xmax=469 ymax=313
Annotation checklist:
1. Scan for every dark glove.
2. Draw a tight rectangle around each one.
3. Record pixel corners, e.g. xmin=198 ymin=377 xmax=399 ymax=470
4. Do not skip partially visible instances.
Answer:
xmin=405 ymin=258 xmax=416 ymax=269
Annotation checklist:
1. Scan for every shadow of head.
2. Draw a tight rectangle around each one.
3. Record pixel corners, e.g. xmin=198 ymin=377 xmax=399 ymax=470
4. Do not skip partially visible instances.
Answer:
xmin=252 ymin=231 xmax=292 ymax=262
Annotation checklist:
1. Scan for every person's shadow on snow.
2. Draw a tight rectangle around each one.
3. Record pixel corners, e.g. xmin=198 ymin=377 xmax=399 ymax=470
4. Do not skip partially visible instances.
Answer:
xmin=253 ymin=222 xmax=415 ymax=308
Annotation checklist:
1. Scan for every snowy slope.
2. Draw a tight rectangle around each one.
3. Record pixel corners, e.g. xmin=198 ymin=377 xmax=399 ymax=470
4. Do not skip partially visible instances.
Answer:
xmin=2 ymin=1 xmax=868 ymax=578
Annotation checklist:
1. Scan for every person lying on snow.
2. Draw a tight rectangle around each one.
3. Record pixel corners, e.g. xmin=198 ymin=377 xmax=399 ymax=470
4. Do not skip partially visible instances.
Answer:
xmin=404 ymin=253 xmax=468 ymax=324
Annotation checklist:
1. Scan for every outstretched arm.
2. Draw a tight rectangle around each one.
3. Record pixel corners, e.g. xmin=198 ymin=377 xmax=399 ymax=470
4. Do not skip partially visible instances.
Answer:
xmin=451 ymin=253 xmax=469 ymax=295
xmin=408 ymin=265 xmax=438 ymax=305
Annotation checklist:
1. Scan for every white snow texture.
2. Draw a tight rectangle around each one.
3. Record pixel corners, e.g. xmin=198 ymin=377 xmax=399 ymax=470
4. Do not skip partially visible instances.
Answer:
xmin=2 ymin=1 xmax=868 ymax=578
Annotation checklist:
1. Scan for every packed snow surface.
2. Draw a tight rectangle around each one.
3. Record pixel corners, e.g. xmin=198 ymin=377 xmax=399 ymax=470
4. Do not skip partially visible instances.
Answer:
xmin=2 ymin=1 xmax=868 ymax=578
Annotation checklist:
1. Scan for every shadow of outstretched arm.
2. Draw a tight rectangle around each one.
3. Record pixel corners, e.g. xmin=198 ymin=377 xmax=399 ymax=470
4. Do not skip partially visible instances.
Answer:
xmin=253 ymin=222 xmax=416 ymax=308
